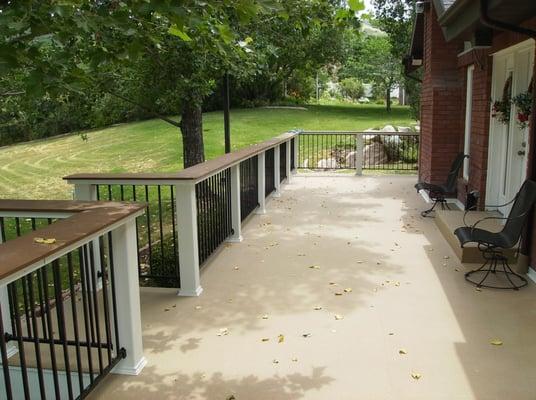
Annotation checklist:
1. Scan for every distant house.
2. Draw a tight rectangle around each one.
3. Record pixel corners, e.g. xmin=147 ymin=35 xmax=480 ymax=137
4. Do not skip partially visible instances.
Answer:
xmin=406 ymin=0 xmax=536 ymax=267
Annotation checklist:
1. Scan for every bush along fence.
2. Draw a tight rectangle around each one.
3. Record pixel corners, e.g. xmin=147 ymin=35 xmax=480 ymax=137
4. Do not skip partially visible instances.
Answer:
xmin=64 ymin=132 xmax=297 ymax=295
xmin=0 ymin=200 xmax=147 ymax=399
xmin=298 ymin=130 xmax=419 ymax=172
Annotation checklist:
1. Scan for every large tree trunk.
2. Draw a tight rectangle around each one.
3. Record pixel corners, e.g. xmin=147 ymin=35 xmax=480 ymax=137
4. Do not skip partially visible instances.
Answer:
xmin=386 ymin=86 xmax=392 ymax=112
xmin=180 ymin=103 xmax=205 ymax=168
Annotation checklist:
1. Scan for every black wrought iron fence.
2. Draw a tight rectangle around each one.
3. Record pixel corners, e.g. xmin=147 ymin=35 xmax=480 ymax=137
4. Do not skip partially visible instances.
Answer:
xmin=96 ymin=184 xmax=179 ymax=288
xmin=239 ymin=156 xmax=259 ymax=221
xmin=195 ymin=169 xmax=233 ymax=265
xmin=0 ymin=235 xmax=123 ymax=400
xmin=280 ymin=142 xmax=287 ymax=182
xmin=290 ymin=138 xmax=296 ymax=171
xmin=297 ymin=131 xmax=419 ymax=172
xmin=265 ymin=148 xmax=275 ymax=197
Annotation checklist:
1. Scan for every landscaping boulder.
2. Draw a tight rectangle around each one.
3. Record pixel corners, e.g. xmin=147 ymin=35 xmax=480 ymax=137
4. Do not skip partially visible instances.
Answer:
xmin=396 ymin=126 xmax=412 ymax=132
xmin=317 ymin=158 xmax=338 ymax=169
xmin=381 ymin=125 xmax=396 ymax=132
xmin=363 ymin=142 xmax=389 ymax=165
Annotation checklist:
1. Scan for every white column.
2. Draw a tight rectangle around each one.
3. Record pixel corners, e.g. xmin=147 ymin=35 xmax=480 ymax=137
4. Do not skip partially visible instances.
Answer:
xmin=355 ymin=134 xmax=364 ymax=176
xmin=256 ymin=152 xmax=266 ymax=214
xmin=0 ymin=285 xmax=16 ymax=358
xmin=174 ymin=182 xmax=203 ymax=297
xmin=292 ymin=136 xmax=299 ymax=174
xmin=111 ymin=219 xmax=147 ymax=376
xmin=285 ymin=140 xmax=291 ymax=183
xmin=228 ymin=165 xmax=243 ymax=242
xmin=0 ymin=220 xmax=17 ymax=358
xmin=73 ymin=183 xmax=102 ymax=290
xmin=274 ymin=146 xmax=281 ymax=197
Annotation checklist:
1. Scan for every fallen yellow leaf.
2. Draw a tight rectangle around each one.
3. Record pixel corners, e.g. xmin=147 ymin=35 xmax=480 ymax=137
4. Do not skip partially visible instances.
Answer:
xmin=490 ymin=339 xmax=503 ymax=346
xmin=34 ymin=237 xmax=57 ymax=244
xmin=278 ymin=334 xmax=285 ymax=343
xmin=334 ymin=314 xmax=344 ymax=320
xmin=261 ymin=338 xmax=270 ymax=342
xmin=313 ymin=306 xmax=322 ymax=310
xmin=309 ymin=265 xmax=321 ymax=269
xmin=344 ymin=288 xmax=353 ymax=293
xmin=411 ymin=372 xmax=422 ymax=380
xmin=399 ymin=349 xmax=407 ymax=355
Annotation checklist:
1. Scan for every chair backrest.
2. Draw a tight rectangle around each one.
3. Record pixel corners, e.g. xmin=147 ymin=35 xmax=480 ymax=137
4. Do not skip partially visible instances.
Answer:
xmin=502 ymin=180 xmax=536 ymax=247
xmin=445 ymin=153 xmax=469 ymax=193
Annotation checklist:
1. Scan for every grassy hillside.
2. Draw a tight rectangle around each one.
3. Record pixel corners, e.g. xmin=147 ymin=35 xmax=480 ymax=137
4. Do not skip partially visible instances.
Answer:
xmin=0 ymin=104 xmax=415 ymax=200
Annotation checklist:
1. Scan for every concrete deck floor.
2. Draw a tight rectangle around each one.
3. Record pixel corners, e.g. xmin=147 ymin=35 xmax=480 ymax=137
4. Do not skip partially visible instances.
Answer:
xmin=90 ymin=175 xmax=536 ymax=400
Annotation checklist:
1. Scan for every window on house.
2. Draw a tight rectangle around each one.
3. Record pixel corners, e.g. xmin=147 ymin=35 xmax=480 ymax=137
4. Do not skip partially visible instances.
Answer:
xmin=463 ymin=65 xmax=474 ymax=180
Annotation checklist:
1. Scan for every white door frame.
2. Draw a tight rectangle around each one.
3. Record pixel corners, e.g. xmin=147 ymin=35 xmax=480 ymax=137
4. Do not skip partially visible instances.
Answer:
xmin=486 ymin=39 xmax=534 ymax=215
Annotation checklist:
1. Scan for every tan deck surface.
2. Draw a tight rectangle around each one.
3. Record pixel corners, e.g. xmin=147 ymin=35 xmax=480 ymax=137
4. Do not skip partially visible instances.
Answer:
xmin=89 ymin=175 xmax=536 ymax=400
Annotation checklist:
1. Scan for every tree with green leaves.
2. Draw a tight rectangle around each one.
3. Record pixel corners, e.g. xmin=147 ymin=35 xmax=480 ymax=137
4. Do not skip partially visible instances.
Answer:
xmin=1 ymin=0 xmax=365 ymax=166
xmin=372 ymin=0 xmax=420 ymax=118
xmin=340 ymin=32 xmax=401 ymax=111
xmin=0 ymin=1 xmax=272 ymax=166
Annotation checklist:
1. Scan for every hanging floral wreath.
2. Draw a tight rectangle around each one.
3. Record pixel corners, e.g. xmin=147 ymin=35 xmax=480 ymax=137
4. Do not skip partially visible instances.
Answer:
xmin=511 ymin=77 xmax=533 ymax=129
xmin=491 ymin=75 xmax=512 ymax=125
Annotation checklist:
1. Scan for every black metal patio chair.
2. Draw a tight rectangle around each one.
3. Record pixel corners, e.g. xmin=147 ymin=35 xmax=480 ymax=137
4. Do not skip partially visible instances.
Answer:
xmin=454 ymin=179 xmax=536 ymax=290
xmin=414 ymin=153 xmax=468 ymax=217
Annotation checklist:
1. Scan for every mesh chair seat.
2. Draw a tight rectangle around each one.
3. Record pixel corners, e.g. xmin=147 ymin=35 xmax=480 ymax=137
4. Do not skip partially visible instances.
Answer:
xmin=454 ymin=226 xmax=512 ymax=249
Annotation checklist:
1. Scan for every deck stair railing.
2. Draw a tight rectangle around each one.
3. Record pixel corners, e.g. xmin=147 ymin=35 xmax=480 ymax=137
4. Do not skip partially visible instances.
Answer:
xmin=0 ymin=200 xmax=147 ymax=399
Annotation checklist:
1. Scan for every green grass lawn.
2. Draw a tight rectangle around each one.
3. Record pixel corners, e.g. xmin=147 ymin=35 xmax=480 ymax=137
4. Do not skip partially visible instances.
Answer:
xmin=0 ymin=103 xmax=415 ymax=200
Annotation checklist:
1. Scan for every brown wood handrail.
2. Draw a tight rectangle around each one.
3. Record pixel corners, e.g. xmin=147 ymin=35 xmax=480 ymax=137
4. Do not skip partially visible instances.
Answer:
xmin=0 ymin=200 xmax=146 ymax=282
xmin=64 ymin=131 xmax=297 ymax=183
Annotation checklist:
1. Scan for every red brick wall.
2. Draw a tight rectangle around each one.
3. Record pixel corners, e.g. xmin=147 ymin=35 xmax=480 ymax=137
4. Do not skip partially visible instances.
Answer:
xmin=419 ymin=4 xmax=464 ymax=186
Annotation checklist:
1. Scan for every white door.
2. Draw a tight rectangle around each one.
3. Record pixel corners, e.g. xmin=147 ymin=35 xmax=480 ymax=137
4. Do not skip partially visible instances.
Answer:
xmin=486 ymin=39 xmax=534 ymax=215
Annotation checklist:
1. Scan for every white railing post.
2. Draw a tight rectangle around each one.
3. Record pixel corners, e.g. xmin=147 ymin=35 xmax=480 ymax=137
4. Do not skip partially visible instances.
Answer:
xmin=111 ymin=218 xmax=147 ymax=376
xmin=285 ymin=140 xmax=292 ymax=183
xmin=174 ymin=182 xmax=203 ymax=297
xmin=73 ymin=183 xmax=102 ymax=290
xmin=274 ymin=145 xmax=281 ymax=197
xmin=355 ymin=133 xmax=364 ymax=176
xmin=292 ymin=136 xmax=299 ymax=174
xmin=256 ymin=152 xmax=267 ymax=214
xmin=228 ymin=164 xmax=243 ymax=242
xmin=0 ymin=219 xmax=17 ymax=358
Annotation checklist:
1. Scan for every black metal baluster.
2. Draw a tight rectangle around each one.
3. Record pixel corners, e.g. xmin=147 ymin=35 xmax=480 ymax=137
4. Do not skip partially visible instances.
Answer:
xmin=88 ymin=243 xmax=104 ymax=375
xmin=145 ymin=186 xmax=153 ymax=275
xmin=26 ymin=272 xmax=46 ymax=399
xmin=106 ymin=233 xmax=121 ymax=357
xmin=78 ymin=247 xmax=95 ymax=384
xmin=98 ymin=238 xmax=113 ymax=367
xmin=170 ymin=186 xmax=180 ymax=286
xmin=9 ymin=282 xmax=30 ymax=399
xmin=132 ymin=185 xmax=142 ymax=272
xmin=20 ymin=273 xmax=32 ymax=339
xmin=52 ymin=259 xmax=74 ymax=399
xmin=0 ymin=301 xmax=13 ymax=400
xmin=157 ymin=186 xmax=165 ymax=270
xmin=67 ymin=252 xmax=85 ymax=396
xmin=41 ymin=265 xmax=61 ymax=397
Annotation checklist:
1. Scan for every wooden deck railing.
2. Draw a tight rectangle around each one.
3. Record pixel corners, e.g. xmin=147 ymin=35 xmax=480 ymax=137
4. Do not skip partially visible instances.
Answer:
xmin=0 ymin=200 xmax=147 ymax=399
xmin=63 ymin=130 xmax=417 ymax=295
xmin=64 ymin=132 xmax=299 ymax=295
